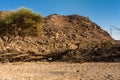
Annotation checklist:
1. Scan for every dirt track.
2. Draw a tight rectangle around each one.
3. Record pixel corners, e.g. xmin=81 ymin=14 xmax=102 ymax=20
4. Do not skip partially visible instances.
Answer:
xmin=0 ymin=62 xmax=120 ymax=80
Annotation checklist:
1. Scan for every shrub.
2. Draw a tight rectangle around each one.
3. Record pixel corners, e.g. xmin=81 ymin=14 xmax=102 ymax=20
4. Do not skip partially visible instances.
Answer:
xmin=101 ymin=41 xmax=113 ymax=49
xmin=0 ymin=8 xmax=44 ymax=44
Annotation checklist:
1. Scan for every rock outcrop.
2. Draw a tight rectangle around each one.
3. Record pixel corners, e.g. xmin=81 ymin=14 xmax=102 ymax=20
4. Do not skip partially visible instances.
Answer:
xmin=0 ymin=13 xmax=118 ymax=62
xmin=44 ymin=14 xmax=114 ymax=50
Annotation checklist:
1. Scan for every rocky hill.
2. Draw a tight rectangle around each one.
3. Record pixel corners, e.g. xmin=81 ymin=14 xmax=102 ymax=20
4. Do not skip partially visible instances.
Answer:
xmin=44 ymin=14 xmax=115 ymax=50
xmin=0 ymin=12 xmax=119 ymax=62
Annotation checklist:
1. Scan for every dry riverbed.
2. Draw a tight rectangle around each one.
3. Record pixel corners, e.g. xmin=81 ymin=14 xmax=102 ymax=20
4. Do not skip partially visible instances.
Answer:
xmin=0 ymin=62 xmax=120 ymax=80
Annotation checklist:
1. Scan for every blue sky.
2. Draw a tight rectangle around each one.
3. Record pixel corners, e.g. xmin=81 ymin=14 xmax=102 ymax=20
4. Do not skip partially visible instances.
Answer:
xmin=0 ymin=0 xmax=120 ymax=40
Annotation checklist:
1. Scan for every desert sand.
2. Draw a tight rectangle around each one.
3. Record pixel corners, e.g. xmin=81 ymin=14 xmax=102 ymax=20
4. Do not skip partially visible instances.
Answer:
xmin=0 ymin=62 xmax=120 ymax=80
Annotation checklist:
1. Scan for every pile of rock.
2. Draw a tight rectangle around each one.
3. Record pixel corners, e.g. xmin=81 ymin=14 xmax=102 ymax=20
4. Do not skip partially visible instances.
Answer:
xmin=0 ymin=13 xmax=117 ymax=62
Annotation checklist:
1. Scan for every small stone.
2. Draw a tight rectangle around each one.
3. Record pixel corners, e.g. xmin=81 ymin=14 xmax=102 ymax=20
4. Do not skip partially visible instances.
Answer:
xmin=76 ymin=70 xmax=79 ymax=73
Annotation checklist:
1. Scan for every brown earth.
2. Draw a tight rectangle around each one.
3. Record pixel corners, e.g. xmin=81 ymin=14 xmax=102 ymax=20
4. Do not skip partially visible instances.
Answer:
xmin=0 ymin=62 xmax=120 ymax=80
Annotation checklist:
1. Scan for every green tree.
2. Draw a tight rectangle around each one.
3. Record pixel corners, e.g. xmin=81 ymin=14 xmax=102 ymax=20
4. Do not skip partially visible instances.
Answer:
xmin=0 ymin=8 xmax=44 ymax=50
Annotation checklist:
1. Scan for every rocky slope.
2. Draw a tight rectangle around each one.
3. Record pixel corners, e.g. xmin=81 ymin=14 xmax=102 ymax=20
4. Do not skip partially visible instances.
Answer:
xmin=44 ymin=14 xmax=114 ymax=48
xmin=42 ymin=14 xmax=115 ymax=53
xmin=0 ymin=13 xmax=119 ymax=62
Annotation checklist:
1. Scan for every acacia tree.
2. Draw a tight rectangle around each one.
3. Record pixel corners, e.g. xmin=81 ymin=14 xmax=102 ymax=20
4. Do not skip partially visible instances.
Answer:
xmin=0 ymin=8 xmax=44 ymax=50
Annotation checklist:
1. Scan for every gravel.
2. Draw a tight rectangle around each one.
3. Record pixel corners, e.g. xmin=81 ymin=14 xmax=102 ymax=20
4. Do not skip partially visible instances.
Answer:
xmin=0 ymin=62 xmax=120 ymax=80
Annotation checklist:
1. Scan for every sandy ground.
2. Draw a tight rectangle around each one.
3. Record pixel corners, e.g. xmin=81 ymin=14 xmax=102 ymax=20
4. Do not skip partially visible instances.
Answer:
xmin=0 ymin=62 xmax=120 ymax=80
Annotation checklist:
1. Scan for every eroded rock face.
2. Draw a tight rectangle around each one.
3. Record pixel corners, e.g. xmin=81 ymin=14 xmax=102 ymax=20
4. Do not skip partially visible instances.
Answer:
xmin=44 ymin=14 xmax=115 ymax=49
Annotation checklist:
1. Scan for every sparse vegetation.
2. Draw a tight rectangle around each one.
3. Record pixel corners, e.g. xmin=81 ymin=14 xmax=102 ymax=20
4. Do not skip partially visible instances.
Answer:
xmin=101 ymin=41 xmax=113 ymax=49
xmin=0 ymin=8 xmax=43 ymax=43
xmin=0 ymin=8 xmax=44 ymax=50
